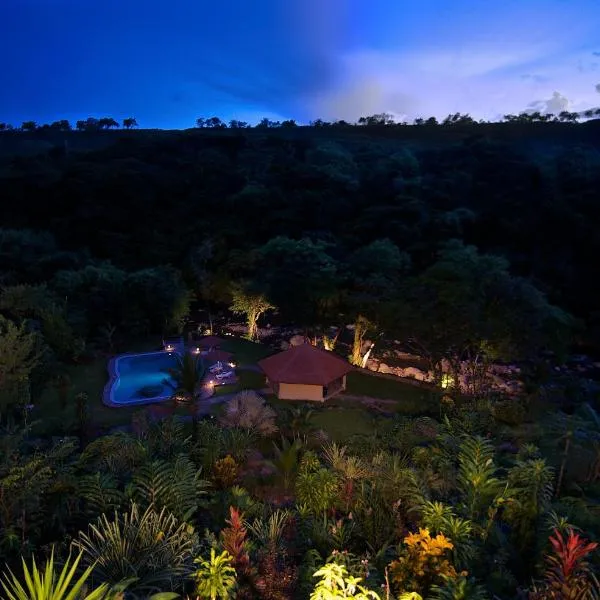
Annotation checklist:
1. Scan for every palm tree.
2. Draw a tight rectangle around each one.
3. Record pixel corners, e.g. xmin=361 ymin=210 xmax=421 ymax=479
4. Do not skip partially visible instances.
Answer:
xmin=0 ymin=549 xmax=110 ymax=600
xmin=269 ymin=437 xmax=302 ymax=490
xmin=192 ymin=549 xmax=237 ymax=600
xmin=167 ymin=353 xmax=206 ymax=398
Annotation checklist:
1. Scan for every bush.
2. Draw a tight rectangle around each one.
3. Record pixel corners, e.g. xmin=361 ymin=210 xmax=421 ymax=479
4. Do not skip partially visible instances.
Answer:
xmin=220 ymin=390 xmax=278 ymax=436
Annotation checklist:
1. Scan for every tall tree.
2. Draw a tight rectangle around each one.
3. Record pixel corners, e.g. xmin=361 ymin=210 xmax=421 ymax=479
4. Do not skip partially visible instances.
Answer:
xmin=229 ymin=285 xmax=275 ymax=341
xmin=390 ymin=240 xmax=573 ymax=389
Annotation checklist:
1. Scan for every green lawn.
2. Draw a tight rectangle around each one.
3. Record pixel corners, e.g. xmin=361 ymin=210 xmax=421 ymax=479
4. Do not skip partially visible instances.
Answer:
xmin=213 ymin=368 xmax=266 ymax=396
xmin=218 ymin=337 xmax=275 ymax=366
xmin=34 ymin=335 xmax=165 ymax=435
xmin=311 ymin=407 xmax=377 ymax=443
xmin=344 ymin=370 xmax=440 ymax=417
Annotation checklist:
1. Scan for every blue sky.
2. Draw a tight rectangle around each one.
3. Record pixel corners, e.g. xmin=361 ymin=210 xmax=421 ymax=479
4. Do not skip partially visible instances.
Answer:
xmin=1 ymin=0 xmax=599 ymax=129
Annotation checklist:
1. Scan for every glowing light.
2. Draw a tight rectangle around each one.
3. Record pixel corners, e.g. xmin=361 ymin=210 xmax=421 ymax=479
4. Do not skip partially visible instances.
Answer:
xmin=193 ymin=347 xmax=201 ymax=354
xmin=165 ymin=345 xmax=174 ymax=352
xmin=228 ymin=362 xmax=236 ymax=368
xmin=440 ymin=374 xmax=454 ymax=389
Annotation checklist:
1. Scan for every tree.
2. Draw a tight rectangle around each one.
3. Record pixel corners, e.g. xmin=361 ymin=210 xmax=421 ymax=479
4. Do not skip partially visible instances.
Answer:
xmin=255 ymin=236 xmax=340 ymax=328
xmin=193 ymin=549 xmax=237 ymax=600
xmin=49 ymin=119 xmax=71 ymax=131
xmin=122 ymin=117 xmax=138 ymax=129
xmin=167 ymin=352 xmax=205 ymax=398
xmin=0 ymin=316 xmax=42 ymax=415
xmin=228 ymin=119 xmax=249 ymax=129
xmin=390 ymin=241 xmax=573 ymax=390
xmin=20 ymin=121 xmax=37 ymax=131
xmin=229 ymin=285 xmax=275 ymax=341
xmin=98 ymin=117 xmax=119 ymax=129
xmin=345 ymin=238 xmax=410 ymax=365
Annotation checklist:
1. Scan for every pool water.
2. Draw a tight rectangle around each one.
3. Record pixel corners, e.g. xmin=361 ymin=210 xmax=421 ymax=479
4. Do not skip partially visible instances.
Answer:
xmin=110 ymin=352 xmax=180 ymax=405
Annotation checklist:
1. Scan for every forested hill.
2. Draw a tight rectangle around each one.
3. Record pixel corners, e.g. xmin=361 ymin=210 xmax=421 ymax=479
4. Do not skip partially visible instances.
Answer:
xmin=1 ymin=122 xmax=599 ymax=347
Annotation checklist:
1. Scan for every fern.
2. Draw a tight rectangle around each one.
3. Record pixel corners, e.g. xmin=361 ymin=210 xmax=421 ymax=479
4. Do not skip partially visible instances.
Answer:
xmin=78 ymin=472 xmax=124 ymax=517
xmin=128 ymin=455 xmax=210 ymax=522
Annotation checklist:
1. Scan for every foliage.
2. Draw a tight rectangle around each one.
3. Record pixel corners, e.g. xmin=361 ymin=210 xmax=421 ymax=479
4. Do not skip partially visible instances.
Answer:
xmin=0 ymin=549 xmax=110 ymax=600
xmin=73 ymin=503 xmax=197 ymax=594
xmin=192 ymin=548 xmax=237 ymax=600
xmin=220 ymin=390 xmax=278 ymax=436
xmin=529 ymin=528 xmax=599 ymax=600
xmin=0 ymin=315 xmax=43 ymax=414
xmin=127 ymin=454 xmax=210 ymax=521
xmin=213 ymin=455 xmax=239 ymax=489
xmin=389 ymin=528 xmax=460 ymax=597
xmin=310 ymin=562 xmax=381 ymax=599
xmin=229 ymin=286 xmax=275 ymax=341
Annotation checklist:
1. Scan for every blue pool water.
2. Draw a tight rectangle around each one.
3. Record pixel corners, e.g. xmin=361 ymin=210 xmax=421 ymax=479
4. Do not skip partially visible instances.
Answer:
xmin=109 ymin=352 xmax=180 ymax=405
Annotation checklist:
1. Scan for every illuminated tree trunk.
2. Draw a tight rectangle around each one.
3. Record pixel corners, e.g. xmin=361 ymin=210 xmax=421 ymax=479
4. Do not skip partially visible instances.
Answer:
xmin=350 ymin=315 xmax=373 ymax=367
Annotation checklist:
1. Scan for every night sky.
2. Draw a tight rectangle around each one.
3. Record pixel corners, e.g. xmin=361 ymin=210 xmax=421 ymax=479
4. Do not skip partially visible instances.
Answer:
xmin=2 ymin=0 xmax=600 ymax=129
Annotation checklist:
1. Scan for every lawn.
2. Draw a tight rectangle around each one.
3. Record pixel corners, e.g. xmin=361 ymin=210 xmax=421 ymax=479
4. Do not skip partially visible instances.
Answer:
xmin=213 ymin=368 xmax=266 ymax=396
xmin=310 ymin=406 xmax=377 ymax=443
xmin=218 ymin=337 xmax=275 ymax=366
xmin=34 ymin=335 xmax=165 ymax=435
xmin=344 ymin=370 xmax=441 ymax=417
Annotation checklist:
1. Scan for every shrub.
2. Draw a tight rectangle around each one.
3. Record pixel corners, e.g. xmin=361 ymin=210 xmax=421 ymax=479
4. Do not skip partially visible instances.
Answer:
xmin=213 ymin=455 xmax=239 ymax=488
xmin=220 ymin=390 xmax=278 ymax=436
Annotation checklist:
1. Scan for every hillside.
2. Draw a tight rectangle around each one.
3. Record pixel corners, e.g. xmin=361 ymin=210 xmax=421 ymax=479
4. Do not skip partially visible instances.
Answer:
xmin=1 ymin=122 xmax=599 ymax=348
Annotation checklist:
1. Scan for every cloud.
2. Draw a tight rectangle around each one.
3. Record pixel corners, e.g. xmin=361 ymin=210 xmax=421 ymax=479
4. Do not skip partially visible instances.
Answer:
xmin=596 ymin=83 xmax=600 ymax=93
xmin=525 ymin=91 xmax=571 ymax=114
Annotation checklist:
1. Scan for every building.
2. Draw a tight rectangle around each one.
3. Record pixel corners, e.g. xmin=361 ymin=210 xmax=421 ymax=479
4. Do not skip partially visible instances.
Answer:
xmin=258 ymin=343 xmax=354 ymax=401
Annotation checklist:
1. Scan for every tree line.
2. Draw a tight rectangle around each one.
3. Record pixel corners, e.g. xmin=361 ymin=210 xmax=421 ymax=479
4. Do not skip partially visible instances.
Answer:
xmin=2 ymin=107 xmax=600 ymax=133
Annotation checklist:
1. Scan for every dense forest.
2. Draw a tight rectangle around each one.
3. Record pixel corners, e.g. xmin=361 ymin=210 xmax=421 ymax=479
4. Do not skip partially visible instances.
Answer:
xmin=0 ymin=116 xmax=599 ymax=599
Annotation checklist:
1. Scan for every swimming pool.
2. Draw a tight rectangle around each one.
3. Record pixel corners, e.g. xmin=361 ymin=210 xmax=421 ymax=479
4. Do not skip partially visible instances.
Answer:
xmin=104 ymin=351 xmax=180 ymax=406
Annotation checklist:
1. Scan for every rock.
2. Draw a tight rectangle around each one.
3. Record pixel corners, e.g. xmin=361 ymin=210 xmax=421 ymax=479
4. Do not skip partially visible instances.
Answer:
xmin=289 ymin=335 xmax=306 ymax=346
xmin=280 ymin=341 xmax=290 ymax=350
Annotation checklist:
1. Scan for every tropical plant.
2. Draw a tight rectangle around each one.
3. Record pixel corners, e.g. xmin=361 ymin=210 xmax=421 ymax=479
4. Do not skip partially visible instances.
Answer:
xmin=192 ymin=549 xmax=237 ymax=600
xmin=167 ymin=353 xmax=205 ymax=398
xmin=456 ymin=436 xmax=503 ymax=523
xmin=296 ymin=467 xmax=339 ymax=515
xmin=310 ymin=562 xmax=381 ymax=599
xmin=128 ymin=454 xmax=209 ymax=521
xmin=221 ymin=507 xmax=251 ymax=576
xmin=73 ymin=503 xmax=197 ymax=594
xmin=429 ymin=574 xmax=489 ymax=600
xmin=212 ymin=455 xmax=239 ymax=488
xmin=219 ymin=391 xmax=278 ymax=436
xmin=505 ymin=458 xmax=554 ymax=553
xmin=0 ymin=549 xmax=110 ymax=600
xmin=389 ymin=528 xmax=461 ymax=598
xmin=529 ymin=528 xmax=599 ymax=600
xmin=269 ymin=436 xmax=303 ymax=490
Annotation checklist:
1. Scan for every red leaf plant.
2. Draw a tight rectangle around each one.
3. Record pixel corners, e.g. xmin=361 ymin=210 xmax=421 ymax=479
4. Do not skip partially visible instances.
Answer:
xmin=530 ymin=528 xmax=599 ymax=600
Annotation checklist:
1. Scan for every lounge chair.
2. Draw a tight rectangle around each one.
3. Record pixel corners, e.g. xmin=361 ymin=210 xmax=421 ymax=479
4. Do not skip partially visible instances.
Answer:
xmin=215 ymin=370 xmax=234 ymax=380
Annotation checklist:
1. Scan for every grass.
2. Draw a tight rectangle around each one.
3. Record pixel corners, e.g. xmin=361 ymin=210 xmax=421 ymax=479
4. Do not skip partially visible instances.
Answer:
xmin=311 ymin=407 xmax=377 ymax=443
xmin=34 ymin=335 xmax=165 ymax=434
xmin=213 ymin=368 xmax=266 ymax=396
xmin=218 ymin=337 xmax=275 ymax=366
